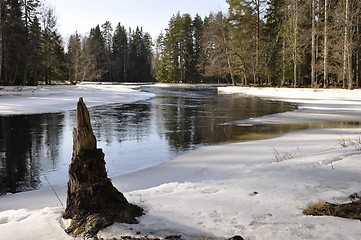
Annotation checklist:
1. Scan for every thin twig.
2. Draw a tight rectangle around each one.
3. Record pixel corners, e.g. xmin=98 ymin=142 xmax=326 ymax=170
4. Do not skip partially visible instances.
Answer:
xmin=43 ymin=174 xmax=64 ymax=207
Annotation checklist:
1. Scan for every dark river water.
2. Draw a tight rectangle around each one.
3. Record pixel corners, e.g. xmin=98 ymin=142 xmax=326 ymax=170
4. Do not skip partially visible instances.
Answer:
xmin=0 ymin=85 xmax=352 ymax=195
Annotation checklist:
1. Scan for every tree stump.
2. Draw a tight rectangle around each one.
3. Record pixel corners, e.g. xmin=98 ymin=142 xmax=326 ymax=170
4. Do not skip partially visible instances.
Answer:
xmin=63 ymin=98 xmax=143 ymax=238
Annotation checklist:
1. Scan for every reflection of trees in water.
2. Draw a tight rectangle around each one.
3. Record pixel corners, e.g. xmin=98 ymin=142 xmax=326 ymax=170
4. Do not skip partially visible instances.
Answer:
xmin=90 ymin=103 xmax=151 ymax=146
xmin=0 ymin=113 xmax=64 ymax=194
xmin=154 ymin=87 xmax=297 ymax=152
xmin=0 ymin=87 xmax=299 ymax=195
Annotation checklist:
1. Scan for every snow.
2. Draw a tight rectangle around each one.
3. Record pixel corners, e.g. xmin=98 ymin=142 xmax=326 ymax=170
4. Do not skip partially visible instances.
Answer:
xmin=218 ymin=87 xmax=361 ymax=124
xmin=1 ymin=85 xmax=361 ymax=239
xmin=0 ymin=83 xmax=155 ymax=115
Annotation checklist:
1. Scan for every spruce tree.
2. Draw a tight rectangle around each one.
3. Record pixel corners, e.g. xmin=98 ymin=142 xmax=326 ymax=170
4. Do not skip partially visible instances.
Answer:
xmin=112 ymin=23 xmax=128 ymax=82
xmin=27 ymin=15 xmax=42 ymax=85
xmin=101 ymin=21 xmax=113 ymax=81
xmin=128 ymin=27 xmax=152 ymax=82
xmin=88 ymin=25 xmax=106 ymax=81
xmin=3 ymin=0 xmax=28 ymax=85
xmin=192 ymin=14 xmax=204 ymax=82
xmin=40 ymin=7 xmax=66 ymax=84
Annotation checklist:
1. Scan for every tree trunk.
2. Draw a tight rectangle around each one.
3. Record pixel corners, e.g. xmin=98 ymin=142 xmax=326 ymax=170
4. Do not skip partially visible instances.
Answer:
xmin=0 ymin=0 xmax=3 ymax=84
xmin=63 ymin=98 xmax=143 ymax=238
xmin=323 ymin=0 xmax=328 ymax=88
xmin=222 ymin=16 xmax=235 ymax=86
xmin=282 ymin=38 xmax=286 ymax=86
xmin=357 ymin=3 xmax=361 ymax=88
xmin=255 ymin=0 xmax=260 ymax=85
xmin=293 ymin=0 xmax=298 ymax=88
xmin=311 ymin=0 xmax=316 ymax=88
xmin=342 ymin=0 xmax=351 ymax=89
xmin=347 ymin=0 xmax=353 ymax=89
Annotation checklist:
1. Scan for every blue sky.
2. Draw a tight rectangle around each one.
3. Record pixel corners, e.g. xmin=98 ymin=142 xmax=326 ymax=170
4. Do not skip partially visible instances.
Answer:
xmin=46 ymin=0 xmax=229 ymax=40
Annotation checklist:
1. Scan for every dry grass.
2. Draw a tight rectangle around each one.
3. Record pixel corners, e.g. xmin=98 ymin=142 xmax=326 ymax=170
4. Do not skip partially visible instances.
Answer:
xmin=338 ymin=134 xmax=361 ymax=150
xmin=304 ymin=195 xmax=361 ymax=220
xmin=100 ymin=236 xmax=241 ymax=240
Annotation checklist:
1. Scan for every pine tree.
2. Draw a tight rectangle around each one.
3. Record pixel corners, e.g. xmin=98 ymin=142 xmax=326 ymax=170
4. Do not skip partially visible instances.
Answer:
xmin=201 ymin=12 xmax=234 ymax=84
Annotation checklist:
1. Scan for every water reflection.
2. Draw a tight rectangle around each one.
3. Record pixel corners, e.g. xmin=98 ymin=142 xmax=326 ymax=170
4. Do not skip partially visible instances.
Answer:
xmin=0 ymin=113 xmax=64 ymax=193
xmin=148 ymin=86 xmax=297 ymax=151
xmin=0 ymin=86 xmax=359 ymax=195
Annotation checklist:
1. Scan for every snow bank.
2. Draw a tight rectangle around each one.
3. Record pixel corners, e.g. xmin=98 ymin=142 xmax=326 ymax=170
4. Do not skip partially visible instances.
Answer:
xmin=0 ymin=83 xmax=154 ymax=115
xmin=218 ymin=87 xmax=361 ymax=124
xmin=1 ymin=86 xmax=361 ymax=239
xmin=2 ymin=128 xmax=361 ymax=239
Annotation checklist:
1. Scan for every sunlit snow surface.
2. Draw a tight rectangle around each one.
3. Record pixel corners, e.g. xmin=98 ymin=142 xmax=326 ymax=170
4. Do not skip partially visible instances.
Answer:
xmin=0 ymin=83 xmax=154 ymax=115
xmin=1 ymin=85 xmax=361 ymax=239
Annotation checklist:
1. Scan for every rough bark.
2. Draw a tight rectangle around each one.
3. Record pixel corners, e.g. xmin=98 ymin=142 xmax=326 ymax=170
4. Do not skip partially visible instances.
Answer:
xmin=293 ymin=0 xmax=298 ymax=88
xmin=0 ymin=0 xmax=3 ymax=84
xmin=323 ymin=0 xmax=328 ymax=88
xmin=311 ymin=0 xmax=316 ymax=88
xmin=63 ymin=97 xmax=143 ymax=238
xmin=342 ymin=0 xmax=351 ymax=89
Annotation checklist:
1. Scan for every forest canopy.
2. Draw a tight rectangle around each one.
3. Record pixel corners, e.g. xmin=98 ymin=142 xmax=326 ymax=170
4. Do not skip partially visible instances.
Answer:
xmin=155 ymin=0 xmax=361 ymax=88
xmin=0 ymin=0 xmax=360 ymax=88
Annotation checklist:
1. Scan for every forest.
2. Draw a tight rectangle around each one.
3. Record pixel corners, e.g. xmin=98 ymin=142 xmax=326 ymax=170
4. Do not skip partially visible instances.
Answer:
xmin=0 ymin=0 xmax=360 ymax=88
xmin=0 ymin=0 xmax=153 ymax=85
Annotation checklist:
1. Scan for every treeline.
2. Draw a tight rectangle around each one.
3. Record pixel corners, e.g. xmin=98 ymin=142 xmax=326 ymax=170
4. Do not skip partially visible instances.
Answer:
xmin=1 ymin=0 xmax=360 ymax=87
xmin=67 ymin=23 xmax=153 ymax=83
xmin=0 ymin=0 xmax=153 ymax=86
xmin=155 ymin=0 xmax=361 ymax=88
xmin=0 ymin=0 xmax=66 ymax=86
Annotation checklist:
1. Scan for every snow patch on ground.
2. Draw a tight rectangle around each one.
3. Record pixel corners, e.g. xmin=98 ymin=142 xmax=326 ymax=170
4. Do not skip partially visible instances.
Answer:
xmin=218 ymin=87 xmax=361 ymax=124
xmin=0 ymin=83 xmax=154 ymax=115
xmin=1 ymin=86 xmax=361 ymax=239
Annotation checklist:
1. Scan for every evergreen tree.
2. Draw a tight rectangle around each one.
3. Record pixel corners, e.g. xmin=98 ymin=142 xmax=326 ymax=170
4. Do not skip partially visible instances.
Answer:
xmin=87 ymin=25 xmax=106 ymax=81
xmin=263 ymin=0 xmax=287 ymax=86
xmin=67 ymin=32 xmax=82 ymax=84
xmin=192 ymin=14 xmax=204 ymax=82
xmin=20 ymin=0 xmax=40 ymax=85
xmin=21 ymin=0 xmax=40 ymax=30
xmin=227 ymin=0 xmax=261 ymax=85
xmin=27 ymin=15 xmax=42 ymax=85
xmin=156 ymin=13 xmax=203 ymax=83
xmin=3 ymin=0 xmax=28 ymax=85
xmin=101 ymin=21 xmax=113 ymax=81
xmin=127 ymin=27 xmax=153 ymax=82
xmin=112 ymin=23 xmax=128 ymax=82
xmin=40 ymin=6 xmax=66 ymax=84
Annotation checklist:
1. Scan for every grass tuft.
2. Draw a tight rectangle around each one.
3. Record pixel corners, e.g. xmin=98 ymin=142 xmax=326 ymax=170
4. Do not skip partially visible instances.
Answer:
xmin=304 ymin=195 xmax=361 ymax=220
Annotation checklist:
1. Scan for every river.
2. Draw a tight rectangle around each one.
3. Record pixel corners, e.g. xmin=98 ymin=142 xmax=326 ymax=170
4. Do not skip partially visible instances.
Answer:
xmin=0 ymin=85 xmax=325 ymax=194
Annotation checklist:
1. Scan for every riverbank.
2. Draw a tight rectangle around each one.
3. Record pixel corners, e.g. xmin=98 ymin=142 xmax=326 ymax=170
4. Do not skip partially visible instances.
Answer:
xmin=0 ymin=83 xmax=154 ymax=115
xmin=218 ymin=86 xmax=361 ymax=124
xmin=1 ymin=86 xmax=361 ymax=239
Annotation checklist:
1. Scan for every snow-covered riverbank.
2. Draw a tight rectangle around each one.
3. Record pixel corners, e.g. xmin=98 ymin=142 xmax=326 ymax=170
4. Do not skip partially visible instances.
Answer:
xmin=0 ymin=83 xmax=154 ymax=115
xmin=1 ymin=85 xmax=361 ymax=239
xmin=218 ymin=86 xmax=361 ymax=124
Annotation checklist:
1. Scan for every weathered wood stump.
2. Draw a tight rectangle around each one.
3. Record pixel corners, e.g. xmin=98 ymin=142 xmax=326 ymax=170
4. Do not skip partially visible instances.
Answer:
xmin=63 ymin=98 xmax=143 ymax=238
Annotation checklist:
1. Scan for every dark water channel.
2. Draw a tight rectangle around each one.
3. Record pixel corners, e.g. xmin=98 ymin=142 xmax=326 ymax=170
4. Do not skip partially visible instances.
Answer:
xmin=0 ymin=85 xmax=354 ymax=195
